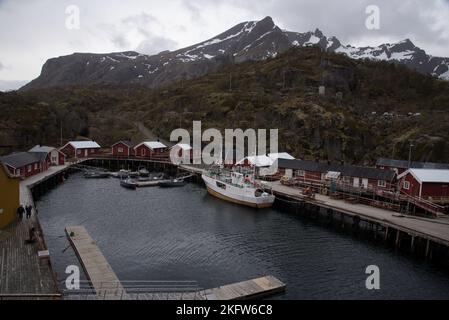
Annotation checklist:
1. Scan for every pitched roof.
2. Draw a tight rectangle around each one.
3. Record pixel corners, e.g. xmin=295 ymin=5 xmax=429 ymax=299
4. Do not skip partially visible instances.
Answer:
xmin=173 ymin=143 xmax=192 ymax=151
xmin=376 ymin=158 xmax=449 ymax=170
xmin=0 ymin=152 xmax=42 ymax=169
xmin=277 ymin=159 xmax=395 ymax=181
xmin=29 ymin=145 xmax=56 ymax=153
xmin=399 ymin=169 xmax=449 ymax=183
xmin=237 ymin=155 xmax=273 ymax=167
xmin=277 ymin=159 xmax=329 ymax=172
xmin=268 ymin=152 xmax=295 ymax=161
xmin=329 ymin=164 xmax=396 ymax=181
xmin=135 ymin=141 xmax=167 ymax=150
xmin=112 ymin=140 xmax=134 ymax=148
xmin=62 ymin=141 xmax=101 ymax=149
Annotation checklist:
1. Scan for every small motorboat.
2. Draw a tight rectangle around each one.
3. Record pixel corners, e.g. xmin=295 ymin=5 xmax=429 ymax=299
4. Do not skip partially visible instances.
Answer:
xmin=158 ymin=178 xmax=186 ymax=188
xmin=138 ymin=167 xmax=150 ymax=177
xmin=120 ymin=178 xmax=137 ymax=190
xmin=150 ymin=172 xmax=165 ymax=180
xmin=84 ymin=171 xmax=110 ymax=179
xmin=113 ymin=169 xmax=131 ymax=179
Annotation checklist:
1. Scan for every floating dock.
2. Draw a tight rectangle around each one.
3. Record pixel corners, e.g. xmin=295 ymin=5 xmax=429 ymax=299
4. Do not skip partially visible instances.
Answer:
xmin=65 ymin=226 xmax=127 ymax=299
xmin=201 ymin=276 xmax=285 ymax=300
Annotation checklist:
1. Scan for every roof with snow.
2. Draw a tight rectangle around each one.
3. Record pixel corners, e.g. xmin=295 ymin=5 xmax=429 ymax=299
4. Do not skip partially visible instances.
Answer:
xmin=173 ymin=143 xmax=192 ymax=150
xmin=268 ymin=152 xmax=295 ymax=161
xmin=135 ymin=141 xmax=167 ymax=150
xmin=63 ymin=141 xmax=101 ymax=149
xmin=237 ymin=155 xmax=273 ymax=167
xmin=29 ymin=145 xmax=57 ymax=153
xmin=399 ymin=169 xmax=449 ymax=184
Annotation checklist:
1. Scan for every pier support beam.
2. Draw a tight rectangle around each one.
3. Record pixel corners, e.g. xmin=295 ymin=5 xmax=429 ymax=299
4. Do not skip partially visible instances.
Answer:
xmin=410 ymin=236 xmax=415 ymax=253
xmin=395 ymin=230 xmax=401 ymax=249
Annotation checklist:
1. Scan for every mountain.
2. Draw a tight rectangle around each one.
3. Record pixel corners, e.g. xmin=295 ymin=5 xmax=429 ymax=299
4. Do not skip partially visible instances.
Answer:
xmin=21 ymin=16 xmax=449 ymax=90
xmin=4 ymin=46 xmax=449 ymax=163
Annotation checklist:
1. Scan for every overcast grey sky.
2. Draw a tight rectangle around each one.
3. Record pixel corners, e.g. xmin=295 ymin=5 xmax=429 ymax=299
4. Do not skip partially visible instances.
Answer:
xmin=0 ymin=0 xmax=448 ymax=82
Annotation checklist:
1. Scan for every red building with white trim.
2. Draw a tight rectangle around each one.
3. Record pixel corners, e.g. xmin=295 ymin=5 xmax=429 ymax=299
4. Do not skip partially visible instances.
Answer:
xmin=111 ymin=140 xmax=134 ymax=157
xmin=0 ymin=152 xmax=50 ymax=179
xmin=60 ymin=141 xmax=101 ymax=159
xmin=134 ymin=141 xmax=168 ymax=159
xmin=398 ymin=169 xmax=449 ymax=200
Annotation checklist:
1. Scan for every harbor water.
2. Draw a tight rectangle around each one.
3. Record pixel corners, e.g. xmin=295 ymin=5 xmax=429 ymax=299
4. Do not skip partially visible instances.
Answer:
xmin=37 ymin=173 xmax=449 ymax=299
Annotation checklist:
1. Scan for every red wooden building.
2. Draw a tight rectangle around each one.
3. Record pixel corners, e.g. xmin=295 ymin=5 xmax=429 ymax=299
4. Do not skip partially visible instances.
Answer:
xmin=111 ymin=140 xmax=134 ymax=157
xmin=29 ymin=145 xmax=65 ymax=166
xmin=60 ymin=141 xmax=101 ymax=159
xmin=277 ymin=159 xmax=396 ymax=191
xmin=0 ymin=151 xmax=50 ymax=179
xmin=398 ymin=169 xmax=449 ymax=200
xmin=134 ymin=141 xmax=168 ymax=159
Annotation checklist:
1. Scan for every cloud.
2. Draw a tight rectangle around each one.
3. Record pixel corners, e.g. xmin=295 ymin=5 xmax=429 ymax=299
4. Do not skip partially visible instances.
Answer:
xmin=101 ymin=12 xmax=178 ymax=54
xmin=0 ymin=0 xmax=448 ymax=81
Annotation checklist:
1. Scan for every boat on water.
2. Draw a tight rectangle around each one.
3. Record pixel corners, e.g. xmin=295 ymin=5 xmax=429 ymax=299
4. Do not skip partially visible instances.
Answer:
xmin=112 ymin=169 xmax=134 ymax=179
xmin=138 ymin=166 xmax=150 ymax=177
xmin=201 ymin=167 xmax=275 ymax=208
xmin=138 ymin=172 xmax=165 ymax=182
xmin=158 ymin=178 xmax=186 ymax=188
xmin=84 ymin=171 xmax=110 ymax=179
xmin=120 ymin=178 xmax=137 ymax=190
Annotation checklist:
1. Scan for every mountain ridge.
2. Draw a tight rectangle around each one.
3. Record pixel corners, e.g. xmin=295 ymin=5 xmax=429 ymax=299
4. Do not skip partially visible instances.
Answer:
xmin=21 ymin=16 xmax=449 ymax=90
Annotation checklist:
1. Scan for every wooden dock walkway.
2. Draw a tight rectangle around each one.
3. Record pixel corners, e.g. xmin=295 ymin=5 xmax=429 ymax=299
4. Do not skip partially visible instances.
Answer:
xmin=201 ymin=276 xmax=285 ymax=300
xmin=0 ymin=168 xmax=67 ymax=299
xmin=266 ymin=181 xmax=449 ymax=248
xmin=65 ymin=226 xmax=127 ymax=299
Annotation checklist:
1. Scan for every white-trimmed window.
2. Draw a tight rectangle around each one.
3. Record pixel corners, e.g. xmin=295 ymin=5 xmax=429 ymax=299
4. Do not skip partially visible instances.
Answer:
xmin=378 ymin=180 xmax=386 ymax=187
xmin=77 ymin=149 xmax=81 ymax=154
xmin=27 ymin=165 xmax=31 ymax=172
xmin=403 ymin=181 xmax=410 ymax=190
xmin=34 ymin=163 xmax=38 ymax=170
xmin=141 ymin=148 xmax=145 ymax=156
xmin=295 ymin=170 xmax=305 ymax=177
xmin=118 ymin=147 xmax=124 ymax=153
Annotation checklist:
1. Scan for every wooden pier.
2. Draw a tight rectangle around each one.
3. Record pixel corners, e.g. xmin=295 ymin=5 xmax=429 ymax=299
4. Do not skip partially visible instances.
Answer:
xmin=65 ymin=226 xmax=127 ymax=299
xmin=201 ymin=276 xmax=285 ymax=300
xmin=0 ymin=167 xmax=67 ymax=299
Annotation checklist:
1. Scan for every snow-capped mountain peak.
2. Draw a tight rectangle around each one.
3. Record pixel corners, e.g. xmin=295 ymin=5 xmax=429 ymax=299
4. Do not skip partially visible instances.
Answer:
xmin=21 ymin=16 xmax=449 ymax=90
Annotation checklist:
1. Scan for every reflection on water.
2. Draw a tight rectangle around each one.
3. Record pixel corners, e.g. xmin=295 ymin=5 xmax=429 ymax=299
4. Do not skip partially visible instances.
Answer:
xmin=38 ymin=173 xmax=449 ymax=299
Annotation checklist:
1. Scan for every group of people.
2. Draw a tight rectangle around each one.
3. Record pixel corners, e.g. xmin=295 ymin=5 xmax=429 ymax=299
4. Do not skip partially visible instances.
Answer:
xmin=16 ymin=204 xmax=35 ymax=221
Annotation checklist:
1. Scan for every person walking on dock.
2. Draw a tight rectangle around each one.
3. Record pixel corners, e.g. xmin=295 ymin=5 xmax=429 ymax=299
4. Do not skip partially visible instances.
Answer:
xmin=25 ymin=205 xmax=32 ymax=219
xmin=17 ymin=205 xmax=25 ymax=222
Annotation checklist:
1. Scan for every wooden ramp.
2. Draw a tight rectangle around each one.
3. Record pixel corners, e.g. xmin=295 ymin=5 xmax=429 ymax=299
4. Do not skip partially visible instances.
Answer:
xmin=65 ymin=226 xmax=127 ymax=299
xmin=201 ymin=276 xmax=285 ymax=300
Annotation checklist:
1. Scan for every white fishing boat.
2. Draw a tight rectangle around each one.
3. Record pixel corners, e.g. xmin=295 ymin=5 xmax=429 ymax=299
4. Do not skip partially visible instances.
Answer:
xmin=201 ymin=167 xmax=275 ymax=208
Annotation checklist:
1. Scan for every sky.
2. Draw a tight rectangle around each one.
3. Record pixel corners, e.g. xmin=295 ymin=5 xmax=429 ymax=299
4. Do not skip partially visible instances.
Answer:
xmin=0 ymin=0 xmax=448 ymax=86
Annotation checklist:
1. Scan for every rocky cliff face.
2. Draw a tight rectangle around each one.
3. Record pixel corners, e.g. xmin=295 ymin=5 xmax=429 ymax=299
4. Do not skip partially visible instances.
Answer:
xmin=21 ymin=17 xmax=449 ymax=91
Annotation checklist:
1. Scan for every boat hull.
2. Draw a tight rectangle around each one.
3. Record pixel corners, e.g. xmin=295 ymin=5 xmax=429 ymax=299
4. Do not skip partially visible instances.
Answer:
xmin=206 ymin=186 xmax=273 ymax=208
xmin=202 ymin=174 xmax=275 ymax=209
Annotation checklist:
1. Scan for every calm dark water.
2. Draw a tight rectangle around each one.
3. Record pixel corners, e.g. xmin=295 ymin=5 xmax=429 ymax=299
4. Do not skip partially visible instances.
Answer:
xmin=37 ymin=173 xmax=449 ymax=299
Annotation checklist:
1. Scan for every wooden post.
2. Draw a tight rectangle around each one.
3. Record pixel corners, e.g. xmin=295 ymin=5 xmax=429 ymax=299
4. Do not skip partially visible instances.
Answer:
xmin=384 ymin=226 xmax=389 ymax=241
xmin=425 ymin=239 xmax=430 ymax=260
xmin=410 ymin=236 xmax=415 ymax=253
xmin=395 ymin=230 xmax=401 ymax=249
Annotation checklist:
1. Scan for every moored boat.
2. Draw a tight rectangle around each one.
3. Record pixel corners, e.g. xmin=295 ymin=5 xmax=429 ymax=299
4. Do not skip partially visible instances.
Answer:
xmin=201 ymin=167 xmax=275 ymax=208
xmin=120 ymin=178 xmax=137 ymax=190
xmin=158 ymin=178 xmax=186 ymax=188
xmin=84 ymin=171 xmax=110 ymax=179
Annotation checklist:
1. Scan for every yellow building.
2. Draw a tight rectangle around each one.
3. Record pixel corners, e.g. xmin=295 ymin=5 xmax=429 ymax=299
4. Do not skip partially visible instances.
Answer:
xmin=0 ymin=162 xmax=20 ymax=229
